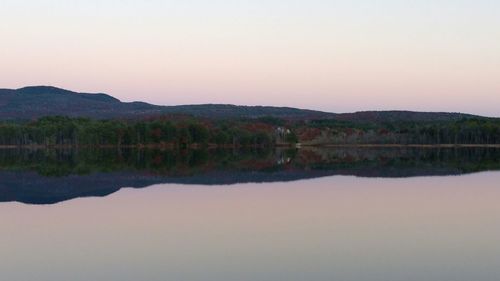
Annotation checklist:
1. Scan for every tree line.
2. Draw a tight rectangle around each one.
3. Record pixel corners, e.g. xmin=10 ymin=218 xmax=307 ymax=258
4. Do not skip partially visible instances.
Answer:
xmin=0 ymin=116 xmax=279 ymax=147
xmin=0 ymin=116 xmax=499 ymax=147
xmin=302 ymin=118 xmax=500 ymax=145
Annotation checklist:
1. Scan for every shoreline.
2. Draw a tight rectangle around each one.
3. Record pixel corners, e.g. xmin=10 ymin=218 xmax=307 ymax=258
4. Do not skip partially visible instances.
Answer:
xmin=0 ymin=143 xmax=500 ymax=149
xmin=304 ymin=144 xmax=500 ymax=148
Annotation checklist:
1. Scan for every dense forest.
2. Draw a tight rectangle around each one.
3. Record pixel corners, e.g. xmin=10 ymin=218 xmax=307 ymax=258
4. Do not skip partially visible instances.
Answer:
xmin=0 ymin=115 xmax=499 ymax=147
xmin=0 ymin=116 xmax=282 ymax=147
xmin=296 ymin=118 xmax=500 ymax=145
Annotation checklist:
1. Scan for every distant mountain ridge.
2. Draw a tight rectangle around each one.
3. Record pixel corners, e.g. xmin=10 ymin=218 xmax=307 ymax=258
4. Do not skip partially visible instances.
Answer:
xmin=0 ymin=86 xmax=484 ymax=121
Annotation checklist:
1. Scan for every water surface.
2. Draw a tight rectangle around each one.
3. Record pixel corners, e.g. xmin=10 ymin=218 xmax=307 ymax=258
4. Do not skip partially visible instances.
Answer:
xmin=0 ymin=148 xmax=499 ymax=281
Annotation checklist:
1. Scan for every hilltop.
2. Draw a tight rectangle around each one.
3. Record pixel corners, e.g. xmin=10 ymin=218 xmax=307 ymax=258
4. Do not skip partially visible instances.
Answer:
xmin=0 ymin=86 xmax=333 ymax=120
xmin=0 ymin=86 xmax=483 ymax=121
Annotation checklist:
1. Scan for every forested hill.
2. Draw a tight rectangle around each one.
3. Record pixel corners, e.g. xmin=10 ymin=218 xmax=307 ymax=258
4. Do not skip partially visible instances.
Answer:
xmin=0 ymin=86 xmax=334 ymax=120
xmin=335 ymin=110 xmax=479 ymax=122
xmin=0 ymin=86 xmax=487 ymax=121
xmin=0 ymin=86 xmax=162 ymax=119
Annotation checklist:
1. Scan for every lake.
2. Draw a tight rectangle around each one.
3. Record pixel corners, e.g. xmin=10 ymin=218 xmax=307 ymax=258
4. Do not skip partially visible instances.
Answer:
xmin=0 ymin=147 xmax=499 ymax=281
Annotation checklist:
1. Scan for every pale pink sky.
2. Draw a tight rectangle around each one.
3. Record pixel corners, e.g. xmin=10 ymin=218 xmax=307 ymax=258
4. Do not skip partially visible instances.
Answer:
xmin=1 ymin=1 xmax=499 ymax=116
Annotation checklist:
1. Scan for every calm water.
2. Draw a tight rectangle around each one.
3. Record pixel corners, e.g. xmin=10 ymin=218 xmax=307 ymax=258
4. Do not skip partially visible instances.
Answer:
xmin=0 ymin=148 xmax=499 ymax=281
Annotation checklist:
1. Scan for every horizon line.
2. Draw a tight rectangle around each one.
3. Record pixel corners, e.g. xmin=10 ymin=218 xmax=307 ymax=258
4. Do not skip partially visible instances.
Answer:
xmin=2 ymin=85 xmax=498 ymax=118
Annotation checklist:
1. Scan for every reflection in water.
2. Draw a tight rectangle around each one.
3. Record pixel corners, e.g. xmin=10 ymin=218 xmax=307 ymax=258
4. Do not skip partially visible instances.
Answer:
xmin=0 ymin=173 xmax=499 ymax=281
xmin=0 ymin=147 xmax=499 ymax=204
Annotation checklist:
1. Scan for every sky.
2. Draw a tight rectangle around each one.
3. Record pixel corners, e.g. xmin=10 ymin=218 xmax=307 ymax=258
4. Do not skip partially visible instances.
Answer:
xmin=0 ymin=0 xmax=499 ymax=116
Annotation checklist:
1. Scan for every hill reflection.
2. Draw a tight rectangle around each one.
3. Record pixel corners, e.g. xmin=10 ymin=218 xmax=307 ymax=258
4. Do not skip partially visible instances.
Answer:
xmin=0 ymin=147 xmax=499 ymax=205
